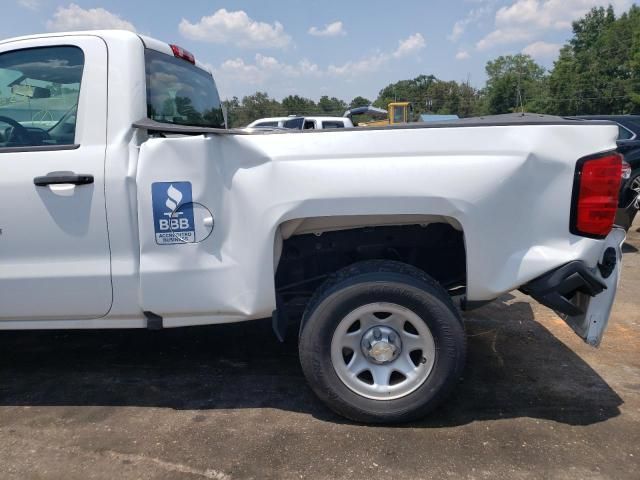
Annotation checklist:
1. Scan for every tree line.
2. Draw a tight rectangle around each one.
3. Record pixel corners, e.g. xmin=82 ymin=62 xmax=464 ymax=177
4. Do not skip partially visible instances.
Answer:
xmin=223 ymin=5 xmax=640 ymax=127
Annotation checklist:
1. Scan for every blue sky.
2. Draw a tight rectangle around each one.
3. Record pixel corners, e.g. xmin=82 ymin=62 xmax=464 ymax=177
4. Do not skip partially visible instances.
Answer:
xmin=2 ymin=0 xmax=636 ymax=101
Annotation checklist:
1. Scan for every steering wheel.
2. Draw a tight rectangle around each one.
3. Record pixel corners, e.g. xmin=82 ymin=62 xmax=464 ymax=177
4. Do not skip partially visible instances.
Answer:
xmin=0 ymin=116 xmax=31 ymax=145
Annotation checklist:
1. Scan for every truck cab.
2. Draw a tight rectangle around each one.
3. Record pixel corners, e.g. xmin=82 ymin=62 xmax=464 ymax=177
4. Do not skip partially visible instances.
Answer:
xmin=388 ymin=102 xmax=413 ymax=124
xmin=0 ymin=31 xmax=224 ymax=325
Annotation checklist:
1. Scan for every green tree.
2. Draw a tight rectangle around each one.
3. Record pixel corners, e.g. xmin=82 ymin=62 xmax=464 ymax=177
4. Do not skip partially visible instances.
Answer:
xmin=222 ymin=96 xmax=241 ymax=128
xmin=458 ymin=81 xmax=483 ymax=117
xmin=374 ymin=75 xmax=481 ymax=118
xmin=349 ymin=96 xmax=372 ymax=108
xmin=318 ymin=95 xmax=347 ymax=115
xmin=375 ymin=74 xmax=438 ymax=110
xmin=483 ymin=54 xmax=547 ymax=114
xmin=548 ymin=5 xmax=640 ymax=115
xmin=547 ymin=46 xmax=579 ymax=115
xmin=281 ymin=95 xmax=317 ymax=115
xmin=233 ymin=92 xmax=283 ymax=126
xmin=631 ymin=7 xmax=640 ymax=109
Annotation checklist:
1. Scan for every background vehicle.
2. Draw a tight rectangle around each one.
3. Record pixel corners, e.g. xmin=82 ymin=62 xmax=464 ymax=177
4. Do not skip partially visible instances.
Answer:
xmin=246 ymin=116 xmax=292 ymax=128
xmin=573 ymin=115 xmax=640 ymax=229
xmin=0 ymin=30 xmax=626 ymax=423
xmin=345 ymin=102 xmax=414 ymax=127
xmin=249 ymin=116 xmax=354 ymax=129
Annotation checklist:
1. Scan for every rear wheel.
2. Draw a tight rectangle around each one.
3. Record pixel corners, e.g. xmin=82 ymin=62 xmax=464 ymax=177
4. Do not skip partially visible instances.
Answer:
xmin=298 ymin=260 xmax=466 ymax=423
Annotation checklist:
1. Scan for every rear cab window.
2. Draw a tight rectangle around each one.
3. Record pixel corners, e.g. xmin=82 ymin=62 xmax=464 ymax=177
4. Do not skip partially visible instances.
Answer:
xmin=0 ymin=46 xmax=83 ymax=148
xmin=145 ymin=49 xmax=225 ymax=128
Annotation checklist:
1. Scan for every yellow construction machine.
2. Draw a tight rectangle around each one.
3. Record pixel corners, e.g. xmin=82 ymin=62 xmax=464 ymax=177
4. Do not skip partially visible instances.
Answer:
xmin=343 ymin=102 xmax=413 ymax=127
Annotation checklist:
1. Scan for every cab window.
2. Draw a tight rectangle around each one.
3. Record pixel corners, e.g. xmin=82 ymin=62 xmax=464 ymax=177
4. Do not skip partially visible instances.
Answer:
xmin=283 ymin=117 xmax=304 ymax=130
xmin=0 ymin=46 xmax=84 ymax=148
xmin=322 ymin=121 xmax=344 ymax=129
xmin=145 ymin=49 xmax=225 ymax=128
xmin=393 ymin=106 xmax=405 ymax=123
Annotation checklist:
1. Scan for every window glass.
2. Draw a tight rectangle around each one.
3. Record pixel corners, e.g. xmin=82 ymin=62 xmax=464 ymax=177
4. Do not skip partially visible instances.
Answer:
xmin=618 ymin=124 xmax=634 ymax=140
xmin=283 ymin=117 xmax=304 ymax=130
xmin=255 ymin=121 xmax=277 ymax=127
xmin=322 ymin=121 xmax=344 ymax=129
xmin=146 ymin=49 xmax=225 ymax=128
xmin=303 ymin=120 xmax=315 ymax=129
xmin=393 ymin=106 xmax=405 ymax=123
xmin=0 ymin=46 xmax=83 ymax=148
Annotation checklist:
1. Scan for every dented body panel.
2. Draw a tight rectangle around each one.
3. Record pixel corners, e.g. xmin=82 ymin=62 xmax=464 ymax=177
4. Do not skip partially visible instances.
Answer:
xmin=134 ymin=122 xmax=618 ymax=327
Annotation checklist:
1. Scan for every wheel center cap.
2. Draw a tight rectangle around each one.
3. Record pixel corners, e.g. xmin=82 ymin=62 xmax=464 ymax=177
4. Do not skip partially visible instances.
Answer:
xmin=361 ymin=326 xmax=402 ymax=364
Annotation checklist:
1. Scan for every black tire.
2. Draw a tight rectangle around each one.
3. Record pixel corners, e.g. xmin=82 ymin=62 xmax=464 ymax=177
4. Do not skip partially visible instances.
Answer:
xmin=298 ymin=260 xmax=466 ymax=423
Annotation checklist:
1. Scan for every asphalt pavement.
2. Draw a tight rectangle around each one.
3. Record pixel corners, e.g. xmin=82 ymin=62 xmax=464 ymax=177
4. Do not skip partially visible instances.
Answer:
xmin=1 ymin=220 xmax=639 ymax=479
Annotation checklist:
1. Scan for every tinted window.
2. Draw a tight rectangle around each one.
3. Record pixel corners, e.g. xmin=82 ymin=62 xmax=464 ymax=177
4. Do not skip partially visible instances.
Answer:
xmin=0 ymin=46 xmax=83 ymax=148
xmin=256 ymin=121 xmax=278 ymax=127
xmin=322 ymin=121 xmax=344 ymax=129
xmin=283 ymin=117 xmax=304 ymax=130
xmin=145 ymin=49 xmax=224 ymax=128
xmin=618 ymin=125 xmax=635 ymax=140
xmin=393 ymin=106 xmax=405 ymax=123
xmin=303 ymin=120 xmax=315 ymax=129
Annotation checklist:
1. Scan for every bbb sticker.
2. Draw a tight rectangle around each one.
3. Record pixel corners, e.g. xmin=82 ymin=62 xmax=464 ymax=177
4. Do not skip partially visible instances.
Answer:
xmin=152 ymin=182 xmax=195 ymax=245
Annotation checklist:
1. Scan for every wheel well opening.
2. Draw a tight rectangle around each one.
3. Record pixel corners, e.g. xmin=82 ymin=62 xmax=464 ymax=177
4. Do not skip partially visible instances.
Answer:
xmin=275 ymin=223 xmax=466 ymax=316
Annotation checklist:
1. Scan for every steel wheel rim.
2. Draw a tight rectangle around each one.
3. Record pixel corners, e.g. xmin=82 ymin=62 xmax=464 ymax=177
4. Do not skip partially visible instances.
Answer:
xmin=631 ymin=176 xmax=640 ymax=208
xmin=330 ymin=302 xmax=436 ymax=400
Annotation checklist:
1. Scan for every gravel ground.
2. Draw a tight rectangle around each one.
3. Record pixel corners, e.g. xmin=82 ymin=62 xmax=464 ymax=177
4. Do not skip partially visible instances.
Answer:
xmin=1 ymin=219 xmax=638 ymax=480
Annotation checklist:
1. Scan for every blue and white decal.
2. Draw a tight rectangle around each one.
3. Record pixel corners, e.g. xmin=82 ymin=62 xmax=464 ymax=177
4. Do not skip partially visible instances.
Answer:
xmin=152 ymin=182 xmax=195 ymax=245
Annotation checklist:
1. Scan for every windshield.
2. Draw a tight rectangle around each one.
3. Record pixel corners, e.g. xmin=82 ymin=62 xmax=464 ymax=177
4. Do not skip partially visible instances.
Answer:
xmin=145 ymin=49 xmax=225 ymax=128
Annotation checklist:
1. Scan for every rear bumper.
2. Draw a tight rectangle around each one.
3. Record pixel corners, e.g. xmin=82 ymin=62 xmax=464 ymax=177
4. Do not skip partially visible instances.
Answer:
xmin=520 ymin=261 xmax=607 ymax=317
xmin=521 ymin=228 xmax=626 ymax=346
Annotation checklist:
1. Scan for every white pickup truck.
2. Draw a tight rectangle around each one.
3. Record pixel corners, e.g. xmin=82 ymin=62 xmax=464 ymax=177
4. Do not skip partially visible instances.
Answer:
xmin=0 ymin=30 xmax=626 ymax=423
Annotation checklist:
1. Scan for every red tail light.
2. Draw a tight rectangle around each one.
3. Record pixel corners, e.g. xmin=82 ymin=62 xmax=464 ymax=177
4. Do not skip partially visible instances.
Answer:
xmin=169 ymin=44 xmax=195 ymax=64
xmin=570 ymin=151 xmax=622 ymax=238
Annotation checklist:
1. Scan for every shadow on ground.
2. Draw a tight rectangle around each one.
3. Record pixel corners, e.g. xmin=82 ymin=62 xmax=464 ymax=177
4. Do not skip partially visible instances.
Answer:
xmin=0 ymin=299 xmax=622 ymax=427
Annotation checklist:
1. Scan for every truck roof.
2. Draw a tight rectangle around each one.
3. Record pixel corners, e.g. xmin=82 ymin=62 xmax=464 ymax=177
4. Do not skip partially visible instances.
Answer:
xmin=0 ymin=29 xmax=213 ymax=75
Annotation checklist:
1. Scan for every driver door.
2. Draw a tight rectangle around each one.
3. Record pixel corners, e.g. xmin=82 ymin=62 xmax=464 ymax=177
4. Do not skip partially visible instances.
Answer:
xmin=0 ymin=36 xmax=112 ymax=321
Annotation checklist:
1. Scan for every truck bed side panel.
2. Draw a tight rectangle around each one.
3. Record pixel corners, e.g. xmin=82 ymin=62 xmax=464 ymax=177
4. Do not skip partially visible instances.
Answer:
xmin=135 ymin=124 xmax=618 ymax=324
